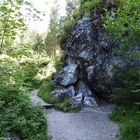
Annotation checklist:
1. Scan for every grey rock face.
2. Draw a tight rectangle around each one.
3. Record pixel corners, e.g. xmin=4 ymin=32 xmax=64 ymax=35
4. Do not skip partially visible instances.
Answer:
xmin=53 ymin=12 xmax=130 ymax=106
xmin=54 ymin=64 xmax=78 ymax=86
xmin=75 ymin=81 xmax=92 ymax=97
xmin=52 ymin=7 xmax=140 ymax=108
xmin=52 ymin=14 xmax=115 ymax=106
xmin=62 ymin=15 xmax=116 ymax=98
xmin=86 ymin=65 xmax=95 ymax=80
xmin=52 ymin=77 xmax=98 ymax=108
xmin=52 ymin=88 xmax=68 ymax=101
xmin=52 ymin=86 xmax=75 ymax=101
xmin=70 ymin=94 xmax=83 ymax=109
xmin=67 ymin=86 xmax=75 ymax=97
xmin=84 ymin=96 xmax=98 ymax=107
xmin=70 ymin=81 xmax=98 ymax=108
xmin=63 ymin=15 xmax=139 ymax=99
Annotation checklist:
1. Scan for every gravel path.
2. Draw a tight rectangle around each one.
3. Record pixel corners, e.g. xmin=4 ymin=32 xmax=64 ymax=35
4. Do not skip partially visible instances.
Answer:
xmin=30 ymin=90 xmax=120 ymax=140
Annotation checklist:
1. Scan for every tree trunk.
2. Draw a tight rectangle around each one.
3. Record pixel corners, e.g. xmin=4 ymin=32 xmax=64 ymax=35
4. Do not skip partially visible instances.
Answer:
xmin=0 ymin=25 xmax=7 ymax=53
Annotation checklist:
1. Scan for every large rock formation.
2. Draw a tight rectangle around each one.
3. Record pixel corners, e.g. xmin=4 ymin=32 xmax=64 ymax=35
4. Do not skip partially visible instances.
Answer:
xmin=52 ymin=10 xmax=134 ymax=107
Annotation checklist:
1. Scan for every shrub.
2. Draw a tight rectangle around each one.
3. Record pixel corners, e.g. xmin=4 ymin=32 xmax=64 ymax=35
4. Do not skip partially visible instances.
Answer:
xmin=53 ymin=53 xmax=64 ymax=72
xmin=110 ymin=105 xmax=140 ymax=140
xmin=103 ymin=0 xmax=140 ymax=103
xmin=111 ymin=67 xmax=140 ymax=103
xmin=0 ymin=91 xmax=48 ymax=140
xmin=104 ymin=0 xmax=140 ymax=43
xmin=0 ymin=50 xmax=49 ymax=140
xmin=82 ymin=0 xmax=101 ymax=13
xmin=103 ymin=1 xmax=140 ymax=139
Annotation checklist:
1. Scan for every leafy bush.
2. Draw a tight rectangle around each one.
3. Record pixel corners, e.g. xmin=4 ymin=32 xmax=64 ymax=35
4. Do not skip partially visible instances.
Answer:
xmin=73 ymin=7 xmax=82 ymax=20
xmin=0 ymin=47 xmax=49 ymax=139
xmin=110 ymin=105 xmax=140 ymax=140
xmin=0 ymin=92 xmax=48 ymax=140
xmin=103 ymin=1 xmax=140 ymax=139
xmin=53 ymin=53 xmax=64 ymax=72
xmin=82 ymin=0 xmax=101 ymax=13
xmin=103 ymin=0 xmax=140 ymax=103
xmin=111 ymin=67 xmax=140 ymax=103
xmin=104 ymin=0 xmax=140 ymax=44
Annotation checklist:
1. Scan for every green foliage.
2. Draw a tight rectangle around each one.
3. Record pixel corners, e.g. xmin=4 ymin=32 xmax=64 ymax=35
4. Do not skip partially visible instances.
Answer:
xmin=53 ymin=53 xmax=64 ymax=72
xmin=0 ymin=44 xmax=50 ymax=139
xmin=104 ymin=0 xmax=140 ymax=45
xmin=72 ymin=7 xmax=81 ymax=20
xmin=44 ymin=7 xmax=60 ymax=58
xmin=0 ymin=0 xmax=26 ymax=50
xmin=0 ymin=54 xmax=47 ymax=91
xmin=30 ymin=33 xmax=45 ymax=54
xmin=7 ymin=43 xmax=33 ymax=57
xmin=111 ymin=67 xmax=140 ymax=103
xmin=44 ymin=4 xmax=75 ymax=58
xmin=34 ymin=1 xmax=77 ymax=57
xmin=0 ymin=92 xmax=48 ymax=140
xmin=0 ymin=0 xmax=42 ymax=52
xmin=38 ymin=80 xmax=70 ymax=112
xmin=103 ymin=0 xmax=140 ymax=103
xmin=58 ymin=15 xmax=76 ymax=45
xmin=82 ymin=0 xmax=101 ymax=13
xmin=103 ymin=1 xmax=140 ymax=139
xmin=110 ymin=105 xmax=140 ymax=140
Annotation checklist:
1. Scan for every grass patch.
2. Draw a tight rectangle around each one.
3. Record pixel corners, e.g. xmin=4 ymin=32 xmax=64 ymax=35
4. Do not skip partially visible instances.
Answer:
xmin=110 ymin=105 xmax=140 ymax=140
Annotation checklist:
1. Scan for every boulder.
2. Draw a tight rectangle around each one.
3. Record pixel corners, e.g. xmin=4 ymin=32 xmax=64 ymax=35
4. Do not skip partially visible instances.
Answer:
xmin=62 ymin=15 xmax=116 ymax=98
xmin=70 ymin=81 xmax=98 ymax=108
xmin=83 ymin=97 xmax=98 ymax=107
xmin=54 ymin=64 xmax=78 ymax=86
xmin=70 ymin=94 xmax=83 ymax=109
xmin=52 ymin=86 xmax=75 ymax=101
xmin=52 ymin=79 xmax=98 ymax=108
xmin=75 ymin=81 xmax=92 ymax=97
xmin=53 ymin=8 xmax=140 ymax=105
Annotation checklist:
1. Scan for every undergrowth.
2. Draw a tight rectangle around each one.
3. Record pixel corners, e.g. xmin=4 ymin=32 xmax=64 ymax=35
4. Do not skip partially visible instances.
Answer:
xmin=0 ymin=91 xmax=48 ymax=140
xmin=103 ymin=0 xmax=140 ymax=139
xmin=0 ymin=49 xmax=50 ymax=139
xmin=110 ymin=105 xmax=140 ymax=140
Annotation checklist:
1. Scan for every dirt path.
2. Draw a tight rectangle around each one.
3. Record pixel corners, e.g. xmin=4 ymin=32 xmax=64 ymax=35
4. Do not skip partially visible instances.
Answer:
xmin=30 ymin=90 xmax=120 ymax=140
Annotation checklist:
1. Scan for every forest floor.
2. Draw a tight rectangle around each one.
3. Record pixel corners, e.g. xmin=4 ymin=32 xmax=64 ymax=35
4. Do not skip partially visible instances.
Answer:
xmin=30 ymin=89 xmax=120 ymax=140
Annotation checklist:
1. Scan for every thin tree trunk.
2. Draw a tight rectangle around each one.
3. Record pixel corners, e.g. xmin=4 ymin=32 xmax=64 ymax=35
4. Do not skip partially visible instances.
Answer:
xmin=0 ymin=25 xmax=7 ymax=50
xmin=0 ymin=3 xmax=13 ymax=53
